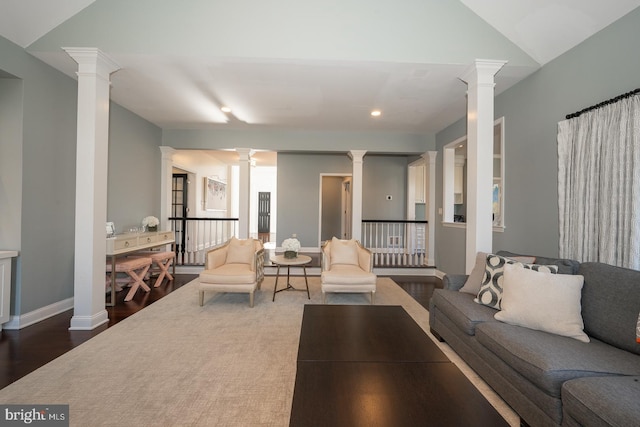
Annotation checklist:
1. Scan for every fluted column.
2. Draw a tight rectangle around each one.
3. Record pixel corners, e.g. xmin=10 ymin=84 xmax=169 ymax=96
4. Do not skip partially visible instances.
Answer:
xmin=459 ymin=59 xmax=506 ymax=273
xmin=64 ymin=48 xmax=120 ymax=330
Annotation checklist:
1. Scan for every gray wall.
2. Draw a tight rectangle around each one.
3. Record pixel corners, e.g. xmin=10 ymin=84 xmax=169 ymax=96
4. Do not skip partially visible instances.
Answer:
xmin=0 ymin=36 xmax=78 ymax=314
xmin=163 ymin=128 xmax=435 ymax=154
xmin=363 ymin=155 xmax=407 ymax=220
xmin=0 ymin=76 xmax=24 ymax=313
xmin=0 ymin=77 xmax=23 ymax=252
xmin=107 ymin=103 xmax=162 ymax=233
xmin=434 ymin=8 xmax=640 ymax=274
xmin=277 ymin=153 xmax=351 ymax=246
xmin=277 ymin=153 xmax=410 ymax=247
xmin=0 ymin=35 xmax=162 ymax=316
xmin=321 ymin=176 xmax=343 ymax=241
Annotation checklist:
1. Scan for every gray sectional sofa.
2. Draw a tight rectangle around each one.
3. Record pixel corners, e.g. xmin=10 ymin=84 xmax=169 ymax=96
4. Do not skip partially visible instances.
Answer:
xmin=429 ymin=251 xmax=640 ymax=427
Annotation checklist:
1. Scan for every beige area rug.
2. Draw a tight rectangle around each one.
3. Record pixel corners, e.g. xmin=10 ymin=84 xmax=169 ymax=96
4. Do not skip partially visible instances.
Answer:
xmin=0 ymin=277 xmax=518 ymax=426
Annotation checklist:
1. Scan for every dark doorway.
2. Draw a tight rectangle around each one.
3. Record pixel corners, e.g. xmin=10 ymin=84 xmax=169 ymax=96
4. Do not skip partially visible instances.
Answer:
xmin=258 ymin=192 xmax=271 ymax=243
xmin=172 ymin=174 xmax=188 ymax=263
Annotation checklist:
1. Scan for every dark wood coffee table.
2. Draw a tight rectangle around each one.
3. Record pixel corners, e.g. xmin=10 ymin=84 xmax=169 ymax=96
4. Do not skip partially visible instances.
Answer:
xmin=290 ymin=305 xmax=508 ymax=427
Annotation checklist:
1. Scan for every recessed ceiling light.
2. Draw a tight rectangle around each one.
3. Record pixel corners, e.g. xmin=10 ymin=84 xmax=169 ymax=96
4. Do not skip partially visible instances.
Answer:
xmin=370 ymin=110 xmax=381 ymax=117
xmin=221 ymin=106 xmax=232 ymax=113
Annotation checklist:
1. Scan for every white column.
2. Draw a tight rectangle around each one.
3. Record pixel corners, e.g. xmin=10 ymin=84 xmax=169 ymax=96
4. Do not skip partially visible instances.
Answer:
xmin=160 ymin=146 xmax=176 ymax=231
xmin=349 ymin=150 xmax=366 ymax=242
xmin=236 ymin=148 xmax=253 ymax=239
xmin=423 ymin=151 xmax=437 ymax=266
xmin=64 ymin=48 xmax=120 ymax=330
xmin=459 ymin=59 xmax=506 ymax=273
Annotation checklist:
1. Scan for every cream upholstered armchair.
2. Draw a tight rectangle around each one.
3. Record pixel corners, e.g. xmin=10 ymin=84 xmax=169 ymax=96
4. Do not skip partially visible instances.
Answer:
xmin=198 ymin=237 xmax=265 ymax=307
xmin=321 ymin=237 xmax=377 ymax=304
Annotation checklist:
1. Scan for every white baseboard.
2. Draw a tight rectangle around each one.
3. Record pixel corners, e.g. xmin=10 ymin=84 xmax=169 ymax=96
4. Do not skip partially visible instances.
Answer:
xmin=264 ymin=266 xmax=321 ymax=276
xmin=69 ymin=310 xmax=109 ymax=331
xmin=175 ymin=265 xmax=205 ymax=275
xmin=373 ymin=267 xmax=437 ymax=276
xmin=177 ymin=265 xmax=440 ymax=278
xmin=2 ymin=297 xmax=74 ymax=330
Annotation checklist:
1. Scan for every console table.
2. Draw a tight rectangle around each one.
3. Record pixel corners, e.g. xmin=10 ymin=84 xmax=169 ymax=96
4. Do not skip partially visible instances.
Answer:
xmin=106 ymin=231 xmax=175 ymax=306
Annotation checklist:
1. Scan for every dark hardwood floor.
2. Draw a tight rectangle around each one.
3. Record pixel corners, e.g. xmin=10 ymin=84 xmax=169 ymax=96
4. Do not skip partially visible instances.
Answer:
xmin=0 ymin=273 xmax=440 ymax=390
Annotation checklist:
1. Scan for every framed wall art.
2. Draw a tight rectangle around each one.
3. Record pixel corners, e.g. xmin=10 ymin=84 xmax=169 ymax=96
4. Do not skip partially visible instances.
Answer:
xmin=204 ymin=176 xmax=227 ymax=211
xmin=106 ymin=222 xmax=116 ymax=237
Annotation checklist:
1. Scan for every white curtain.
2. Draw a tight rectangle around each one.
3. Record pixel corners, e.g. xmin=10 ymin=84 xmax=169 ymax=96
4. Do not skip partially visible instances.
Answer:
xmin=557 ymin=94 xmax=640 ymax=270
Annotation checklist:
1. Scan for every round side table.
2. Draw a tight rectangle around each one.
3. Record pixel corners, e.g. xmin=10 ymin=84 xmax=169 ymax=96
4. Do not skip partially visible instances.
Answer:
xmin=271 ymin=254 xmax=311 ymax=301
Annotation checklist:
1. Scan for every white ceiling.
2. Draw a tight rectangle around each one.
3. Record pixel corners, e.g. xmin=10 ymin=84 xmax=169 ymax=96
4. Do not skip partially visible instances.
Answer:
xmin=1 ymin=0 xmax=638 ymax=134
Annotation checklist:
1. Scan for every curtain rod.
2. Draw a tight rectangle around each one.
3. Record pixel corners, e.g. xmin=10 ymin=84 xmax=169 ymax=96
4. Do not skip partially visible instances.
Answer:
xmin=565 ymin=88 xmax=640 ymax=120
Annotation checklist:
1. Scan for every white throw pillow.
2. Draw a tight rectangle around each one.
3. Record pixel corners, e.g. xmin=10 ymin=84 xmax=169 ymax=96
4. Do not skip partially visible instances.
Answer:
xmin=495 ymin=264 xmax=589 ymax=343
xmin=226 ymin=237 xmax=254 ymax=265
xmin=330 ymin=237 xmax=359 ymax=266
xmin=460 ymin=252 xmax=487 ymax=295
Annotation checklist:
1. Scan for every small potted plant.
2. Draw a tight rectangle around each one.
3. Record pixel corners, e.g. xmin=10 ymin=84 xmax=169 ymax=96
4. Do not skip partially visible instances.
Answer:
xmin=142 ymin=216 xmax=159 ymax=232
xmin=282 ymin=236 xmax=301 ymax=259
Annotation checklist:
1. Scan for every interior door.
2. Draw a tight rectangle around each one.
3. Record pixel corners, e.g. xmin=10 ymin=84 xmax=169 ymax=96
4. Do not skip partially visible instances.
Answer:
xmin=172 ymin=174 xmax=188 ymax=263
xmin=258 ymin=192 xmax=271 ymax=242
xmin=341 ymin=177 xmax=352 ymax=239
xmin=320 ymin=175 xmax=352 ymax=243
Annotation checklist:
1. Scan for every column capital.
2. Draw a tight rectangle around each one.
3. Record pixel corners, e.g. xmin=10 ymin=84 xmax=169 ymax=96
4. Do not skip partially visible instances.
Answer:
xmin=459 ymin=59 xmax=508 ymax=86
xmin=235 ymin=148 xmax=254 ymax=161
xmin=422 ymin=151 xmax=437 ymax=165
xmin=160 ymin=146 xmax=176 ymax=160
xmin=348 ymin=150 xmax=367 ymax=162
xmin=63 ymin=47 xmax=120 ymax=79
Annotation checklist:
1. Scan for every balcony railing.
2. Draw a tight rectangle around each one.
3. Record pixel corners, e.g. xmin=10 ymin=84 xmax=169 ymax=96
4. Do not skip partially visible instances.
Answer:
xmin=169 ymin=217 xmax=238 ymax=265
xmin=168 ymin=217 xmax=428 ymax=269
xmin=361 ymin=220 xmax=428 ymax=267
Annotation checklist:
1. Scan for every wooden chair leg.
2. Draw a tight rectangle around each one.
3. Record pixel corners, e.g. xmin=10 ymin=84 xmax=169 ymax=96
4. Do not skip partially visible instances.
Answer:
xmin=322 ymin=291 xmax=326 ymax=304
xmin=249 ymin=291 xmax=254 ymax=308
xmin=371 ymin=291 xmax=375 ymax=305
xmin=199 ymin=290 xmax=204 ymax=306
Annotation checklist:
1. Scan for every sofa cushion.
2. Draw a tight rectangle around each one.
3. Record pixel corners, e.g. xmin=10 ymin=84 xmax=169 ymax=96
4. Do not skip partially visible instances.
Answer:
xmin=199 ymin=264 xmax=255 ymax=284
xmin=497 ymin=250 xmax=580 ymax=275
xmin=579 ymin=262 xmax=640 ymax=355
xmin=431 ymin=289 xmax=497 ymax=336
xmin=495 ymin=264 xmax=589 ymax=343
xmin=329 ymin=237 xmax=359 ymax=266
xmin=475 ymin=254 xmax=558 ymax=309
xmin=459 ymin=252 xmax=487 ymax=295
xmin=321 ymin=264 xmax=376 ymax=285
xmin=476 ymin=322 xmax=640 ymax=398
xmin=562 ymin=376 xmax=640 ymax=427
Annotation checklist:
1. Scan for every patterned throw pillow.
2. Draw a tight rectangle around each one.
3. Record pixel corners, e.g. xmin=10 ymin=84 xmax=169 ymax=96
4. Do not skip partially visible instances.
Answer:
xmin=475 ymin=254 xmax=559 ymax=309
